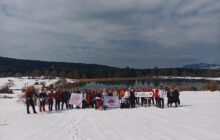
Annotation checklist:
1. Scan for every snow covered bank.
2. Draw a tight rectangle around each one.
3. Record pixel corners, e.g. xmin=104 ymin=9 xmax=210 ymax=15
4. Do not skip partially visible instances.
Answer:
xmin=0 ymin=91 xmax=220 ymax=140
xmin=159 ymin=76 xmax=220 ymax=81
xmin=0 ymin=77 xmax=75 ymax=90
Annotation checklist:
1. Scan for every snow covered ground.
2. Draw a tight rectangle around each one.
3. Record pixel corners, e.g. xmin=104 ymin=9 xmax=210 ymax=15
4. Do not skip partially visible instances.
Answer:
xmin=159 ymin=76 xmax=220 ymax=81
xmin=0 ymin=91 xmax=220 ymax=140
xmin=0 ymin=77 xmax=74 ymax=90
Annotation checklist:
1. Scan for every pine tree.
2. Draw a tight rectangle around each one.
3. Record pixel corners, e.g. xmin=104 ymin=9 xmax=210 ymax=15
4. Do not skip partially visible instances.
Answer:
xmin=31 ymin=69 xmax=41 ymax=78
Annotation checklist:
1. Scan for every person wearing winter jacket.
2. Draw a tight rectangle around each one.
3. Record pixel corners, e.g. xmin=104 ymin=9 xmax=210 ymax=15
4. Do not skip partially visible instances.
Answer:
xmin=39 ymin=89 xmax=48 ymax=112
xmin=172 ymin=88 xmax=180 ymax=107
xmin=166 ymin=88 xmax=173 ymax=107
xmin=153 ymin=88 xmax=159 ymax=106
xmin=61 ymin=89 xmax=69 ymax=110
xmin=144 ymin=86 xmax=153 ymax=107
xmin=119 ymin=87 xmax=125 ymax=103
xmin=123 ymin=89 xmax=130 ymax=108
xmin=129 ymin=89 xmax=136 ymax=108
xmin=54 ymin=89 xmax=62 ymax=110
xmin=158 ymin=86 xmax=166 ymax=109
xmin=25 ymin=86 xmax=37 ymax=114
xmin=47 ymin=91 xmax=54 ymax=111
xmin=94 ymin=92 xmax=102 ymax=109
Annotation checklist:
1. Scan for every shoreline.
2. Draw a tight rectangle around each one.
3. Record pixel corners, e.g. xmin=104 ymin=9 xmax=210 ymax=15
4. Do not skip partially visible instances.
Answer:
xmin=74 ymin=76 xmax=220 ymax=83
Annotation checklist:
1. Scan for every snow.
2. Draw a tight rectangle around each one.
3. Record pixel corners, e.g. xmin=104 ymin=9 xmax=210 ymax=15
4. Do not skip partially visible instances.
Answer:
xmin=159 ymin=76 xmax=220 ymax=81
xmin=0 ymin=91 xmax=220 ymax=140
xmin=0 ymin=77 xmax=74 ymax=90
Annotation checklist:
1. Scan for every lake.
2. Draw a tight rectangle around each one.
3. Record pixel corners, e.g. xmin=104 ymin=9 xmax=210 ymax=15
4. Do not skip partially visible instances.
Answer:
xmin=67 ymin=78 xmax=220 ymax=90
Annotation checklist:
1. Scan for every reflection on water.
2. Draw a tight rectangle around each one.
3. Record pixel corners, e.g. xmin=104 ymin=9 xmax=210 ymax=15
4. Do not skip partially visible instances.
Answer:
xmin=67 ymin=79 xmax=219 ymax=90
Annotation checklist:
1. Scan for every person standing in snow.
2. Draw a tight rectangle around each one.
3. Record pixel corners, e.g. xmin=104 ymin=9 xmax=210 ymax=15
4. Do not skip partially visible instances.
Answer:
xmin=144 ymin=86 xmax=153 ymax=107
xmin=94 ymin=91 xmax=102 ymax=109
xmin=54 ymin=89 xmax=62 ymax=110
xmin=158 ymin=86 xmax=166 ymax=109
xmin=123 ymin=89 xmax=130 ymax=108
xmin=166 ymin=88 xmax=173 ymax=107
xmin=119 ymin=86 xmax=125 ymax=103
xmin=39 ymin=89 xmax=48 ymax=112
xmin=47 ymin=90 xmax=54 ymax=111
xmin=172 ymin=87 xmax=180 ymax=107
xmin=153 ymin=88 xmax=159 ymax=106
xmin=25 ymin=86 xmax=37 ymax=114
xmin=129 ymin=88 xmax=136 ymax=108
xmin=61 ymin=89 xmax=69 ymax=110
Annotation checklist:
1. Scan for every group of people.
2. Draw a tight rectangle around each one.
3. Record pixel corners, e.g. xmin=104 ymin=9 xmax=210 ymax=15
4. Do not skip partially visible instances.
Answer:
xmin=24 ymin=85 xmax=180 ymax=114
xmin=24 ymin=86 xmax=77 ymax=114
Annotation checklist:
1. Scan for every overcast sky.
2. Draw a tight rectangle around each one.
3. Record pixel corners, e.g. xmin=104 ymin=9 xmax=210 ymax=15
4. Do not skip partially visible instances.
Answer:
xmin=0 ymin=0 xmax=219 ymax=68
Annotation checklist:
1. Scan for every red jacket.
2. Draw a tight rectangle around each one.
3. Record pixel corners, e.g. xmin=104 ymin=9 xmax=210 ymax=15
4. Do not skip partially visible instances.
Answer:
xmin=48 ymin=93 xmax=54 ymax=100
xmin=54 ymin=90 xmax=61 ymax=100
xmin=154 ymin=89 xmax=159 ymax=97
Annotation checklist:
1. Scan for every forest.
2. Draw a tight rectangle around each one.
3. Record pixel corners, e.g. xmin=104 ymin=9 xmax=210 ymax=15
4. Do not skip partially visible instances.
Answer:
xmin=0 ymin=56 xmax=219 ymax=78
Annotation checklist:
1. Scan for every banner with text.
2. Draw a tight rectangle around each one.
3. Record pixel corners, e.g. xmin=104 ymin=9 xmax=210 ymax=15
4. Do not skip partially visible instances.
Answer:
xmin=69 ymin=93 xmax=83 ymax=106
xmin=134 ymin=92 xmax=153 ymax=98
xmin=103 ymin=96 xmax=120 ymax=108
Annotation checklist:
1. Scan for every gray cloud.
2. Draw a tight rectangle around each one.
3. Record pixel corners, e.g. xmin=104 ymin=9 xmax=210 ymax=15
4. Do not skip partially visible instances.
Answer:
xmin=0 ymin=0 xmax=220 ymax=68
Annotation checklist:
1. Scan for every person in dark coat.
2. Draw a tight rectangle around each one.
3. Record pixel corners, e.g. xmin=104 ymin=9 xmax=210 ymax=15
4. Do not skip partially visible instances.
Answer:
xmin=129 ymin=89 xmax=136 ymax=108
xmin=47 ymin=91 xmax=54 ymax=111
xmin=172 ymin=89 xmax=180 ymax=107
xmin=39 ymin=89 xmax=48 ymax=112
xmin=86 ymin=91 xmax=91 ymax=108
xmin=61 ymin=89 xmax=69 ymax=110
xmin=82 ymin=99 xmax=86 ymax=109
xmin=25 ymin=86 xmax=37 ymax=114
xmin=167 ymin=88 xmax=173 ymax=107
xmin=68 ymin=90 xmax=73 ymax=109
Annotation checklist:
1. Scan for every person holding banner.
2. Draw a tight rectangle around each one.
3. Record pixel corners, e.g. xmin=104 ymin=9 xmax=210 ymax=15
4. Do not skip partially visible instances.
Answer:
xmin=147 ymin=86 xmax=154 ymax=105
xmin=123 ymin=89 xmax=130 ymax=108
xmin=95 ymin=92 xmax=102 ymax=109
xmin=144 ymin=86 xmax=153 ymax=107
xmin=113 ymin=88 xmax=118 ymax=96
xmin=158 ymin=86 xmax=166 ymax=109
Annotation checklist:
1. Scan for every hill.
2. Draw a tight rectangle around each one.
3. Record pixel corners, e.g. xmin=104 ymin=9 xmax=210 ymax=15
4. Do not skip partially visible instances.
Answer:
xmin=0 ymin=56 xmax=137 ymax=78
xmin=0 ymin=56 xmax=220 ymax=78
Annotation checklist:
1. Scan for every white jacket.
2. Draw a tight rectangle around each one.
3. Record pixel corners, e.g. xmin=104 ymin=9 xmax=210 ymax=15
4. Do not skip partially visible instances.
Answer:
xmin=158 ymin=89 xmax=166 ymax=99
xmin=124 ymin=91 xmax=130 ymax=99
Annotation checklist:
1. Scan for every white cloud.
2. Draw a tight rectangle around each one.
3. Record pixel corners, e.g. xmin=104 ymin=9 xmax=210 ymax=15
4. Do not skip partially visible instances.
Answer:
xmin=0 ymin=0 xmax=219 ymax=68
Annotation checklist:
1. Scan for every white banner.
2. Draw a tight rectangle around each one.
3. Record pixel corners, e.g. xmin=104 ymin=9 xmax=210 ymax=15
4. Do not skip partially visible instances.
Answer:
xmin=103 ymin=96 xmax=120 ymax=108
xmin=134 ymin=92 xmax=153 ymax=98
xmin=69 ymin=93 xmax=83 ymax=106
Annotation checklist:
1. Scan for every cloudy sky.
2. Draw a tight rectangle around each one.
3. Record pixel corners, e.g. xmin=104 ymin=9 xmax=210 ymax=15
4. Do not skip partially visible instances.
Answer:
xmin=0 ymin=0 xmax=219 ymax=68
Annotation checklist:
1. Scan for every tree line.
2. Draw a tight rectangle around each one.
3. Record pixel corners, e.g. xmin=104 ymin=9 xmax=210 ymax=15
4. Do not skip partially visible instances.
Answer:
xmin=0 ymin=56 xmax=220 ymax=78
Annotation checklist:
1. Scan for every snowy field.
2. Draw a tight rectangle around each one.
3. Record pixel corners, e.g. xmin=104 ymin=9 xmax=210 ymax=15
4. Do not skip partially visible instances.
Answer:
xmin=159 ymin=76 xmax=220 ymax=81
xmin=0 ymin=77 xmax=74 ymax=90
xmin=0 ymin=77 xmax=220 ymax=140
xmin=0 ymin=91 xmax=220 ymax=140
